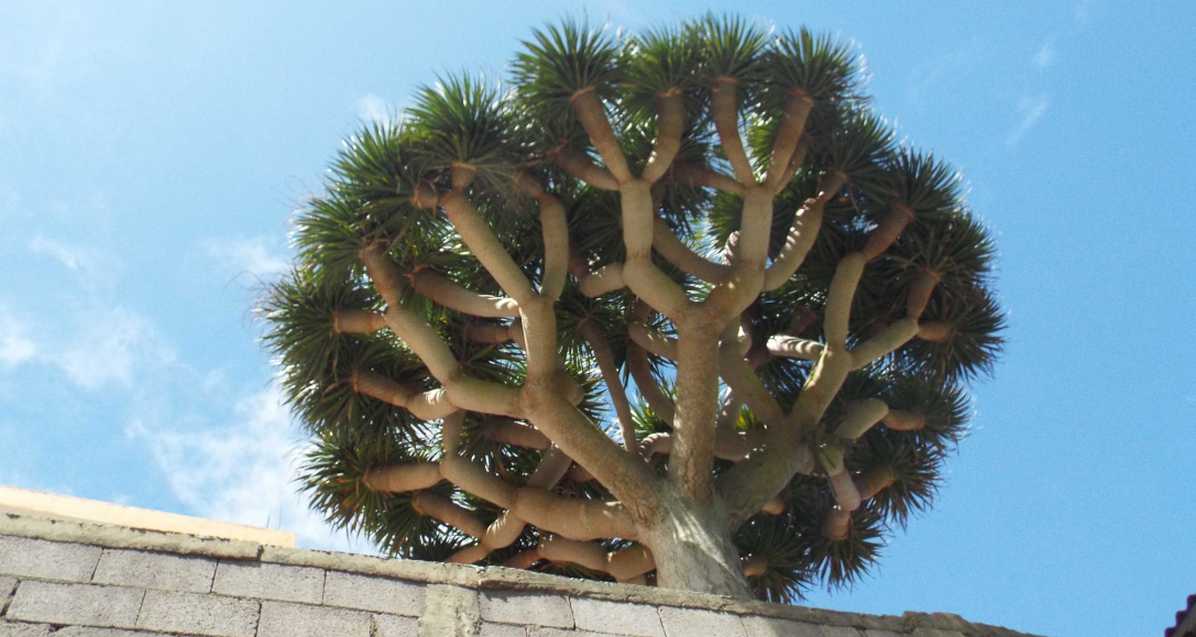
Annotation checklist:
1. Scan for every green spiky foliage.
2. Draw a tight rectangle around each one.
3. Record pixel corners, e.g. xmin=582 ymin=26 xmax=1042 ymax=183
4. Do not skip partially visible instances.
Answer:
xmin=261 ymin=14 xmax=1005 ymax=604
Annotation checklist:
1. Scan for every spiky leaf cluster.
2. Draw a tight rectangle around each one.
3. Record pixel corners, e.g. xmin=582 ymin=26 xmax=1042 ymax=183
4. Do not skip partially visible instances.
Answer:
xmin=261 ymin=13 xmax=1005 ymax=601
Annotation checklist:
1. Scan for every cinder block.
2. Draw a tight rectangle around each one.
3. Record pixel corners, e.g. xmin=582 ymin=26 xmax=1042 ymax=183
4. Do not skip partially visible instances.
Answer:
xmin=1 ymin=576 xmax=16 ymax=600
xmin=92 ymin=549 xmax=216 ymax=593
xmin=0 ymin=537 xmax=102 ymax=582
xmin=136 ymin=590 xmax=258 ymax=637
xmin=57 ymin=628 xmax=184 ymax=636
xmin=659 ymin=606 xmax=747 ymax=637
xmin=257 ymin=601 xmax=371 ymax=637
xmin=480 ymin=622 xmax=527 ymax=637
xmin=322 ymin=571 xmax=423 ymax=616
xmin=0 ymin=621 xmax=53 ymax=637
xmin=571 ymin=597 xmax=664 ymax=637
xmin=741 ymin=616 xmax=859 ymax=636
xmin=479 ymin=591 xmax=573 ymax=629
xmin=372 ymin=613 xmax=420 ymax=637
xmin=212 ymin=561 xmax=324 ymax=604
xmin=527 ymin=629 xmax=607 ymax=637
xmin=6 ymin=581 xmax=142 ymax=628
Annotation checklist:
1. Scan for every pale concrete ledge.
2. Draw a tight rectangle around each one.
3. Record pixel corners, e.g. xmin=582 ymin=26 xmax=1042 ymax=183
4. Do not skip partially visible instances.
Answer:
xmin=0 ymin=486 xmax=294 ymax=547
xmin=0 ymin=513 xmax=1042 ymax=637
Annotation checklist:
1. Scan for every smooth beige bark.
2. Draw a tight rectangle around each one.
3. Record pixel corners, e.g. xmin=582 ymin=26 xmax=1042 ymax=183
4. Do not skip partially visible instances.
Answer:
xmin=710 ymin=77 xmax=754 ymax=183
xmin=410 ymin=270 xmax=520 ymax=318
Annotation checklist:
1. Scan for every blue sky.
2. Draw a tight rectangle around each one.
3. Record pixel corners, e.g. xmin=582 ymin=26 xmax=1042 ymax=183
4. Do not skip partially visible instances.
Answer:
xmin=1 ymin=2 xmax=1193 ymax=635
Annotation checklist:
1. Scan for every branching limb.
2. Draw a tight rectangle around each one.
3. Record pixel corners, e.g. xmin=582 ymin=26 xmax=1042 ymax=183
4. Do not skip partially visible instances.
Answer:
xmin=906 ymin=270 xmax=941 ymax=319
xmin=765 ymin=335 xmax=824 ymax=360
xmin=718 ymin=252 xmax=867 ymax=524
xmin=555 ymin=148 xmax=620 ymax=191
xmin=412 ymin=492 xmax=487 ymax=539
xmin=350 ymin=371 xmax=456 ymax=421
xmin=410 ymin=270 xmax=520 ymax=318
xmin=332 ymin=309 xmax=386 ymax=335
xmin=438 ymin=191 xmax=536 ymax=304
xmin=573 ymin=262 xmax=624 ymax=298
xmin=484 ymin=420 xmax=551 ymax=449
xmin=652 ymin=218 xmax=731 ymax=284
xmin=673 ymin=162 xmax=745 ymax=195
xmin=762 ymin=172 xmax=845 ymax=291
xmin=524 ymin=395 xmax=661 ymax=522
xmin=861 ymin=203 xmax=915 ymax=261
xmin=741 ymin=554 xmax=768 ymax=578
xmin=368 ymin=449 xmax=635 ymax=541
xmin=626 ymin=341 xmax=675 ymax=423
xmin=763 ymin=91 xmax=814 ymax=191
xmin=571 ymin=88 xmax=632 ymax=183
xmin=834 ymin=399 xmax=889 ymax=441
xmin=705 ymin=186 xmax=772 ymax=318
xmin=642 ymin=428 xmax=762 ymax=462
xmin=849 ymin=318 xmax=919 ymax=369
xmin=538 ymin=537 xmax=656 ymax=582
xmin=882 ymin=409 xmax=926 ymax=431
xmin=463 ymin=321 xmax=525 ymax=347
xmin=620 ymin=179 xmax=691 ymax=320
xmin=451 ymin=447 xmax=575 ymax=563
xmin=517 ymin=175 xmax=570 ymax=300
xmin=717 ymin=348 xmax=785 ymax=427
xmin=579 ymin=320 xmax=640 ymax=454
xmin=711 ymin=77 xmax=754 ymax=183
xmin=641 ymin=89 xmax=685 ymax=183
xmin=627 ymin=323 xmax=678 ymax=360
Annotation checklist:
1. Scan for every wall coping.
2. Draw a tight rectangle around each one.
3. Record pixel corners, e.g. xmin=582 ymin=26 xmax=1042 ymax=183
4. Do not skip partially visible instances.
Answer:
xmin=0 ymin=512 xmax=1039 ymax=636
xmin=0 ymin=486 xmax=294 ymax=547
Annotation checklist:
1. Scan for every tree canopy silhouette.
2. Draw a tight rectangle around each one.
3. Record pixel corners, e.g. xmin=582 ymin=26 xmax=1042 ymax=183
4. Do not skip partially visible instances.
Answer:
xmin=263 ymin=15 xmax=1004 ymax=600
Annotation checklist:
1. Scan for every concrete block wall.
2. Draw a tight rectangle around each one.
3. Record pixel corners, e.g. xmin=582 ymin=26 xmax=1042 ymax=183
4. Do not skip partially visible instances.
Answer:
xmin=0 ymin=513 xmax=1039 ymax=637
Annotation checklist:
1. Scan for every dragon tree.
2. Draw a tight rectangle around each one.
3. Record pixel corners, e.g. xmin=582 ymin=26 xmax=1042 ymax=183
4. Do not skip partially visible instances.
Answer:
xmin=264 ymin=16 xmax=1004 ymax=600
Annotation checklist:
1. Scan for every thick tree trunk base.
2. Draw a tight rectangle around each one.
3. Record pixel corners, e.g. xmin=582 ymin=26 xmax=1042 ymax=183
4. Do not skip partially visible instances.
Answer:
xmin=640 ymin=492 xmax=751 ymax=598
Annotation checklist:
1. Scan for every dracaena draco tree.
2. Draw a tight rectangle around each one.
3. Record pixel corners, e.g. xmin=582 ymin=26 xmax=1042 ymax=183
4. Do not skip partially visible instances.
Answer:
xmin=263 ymin=16 xmax=1004 ymax=600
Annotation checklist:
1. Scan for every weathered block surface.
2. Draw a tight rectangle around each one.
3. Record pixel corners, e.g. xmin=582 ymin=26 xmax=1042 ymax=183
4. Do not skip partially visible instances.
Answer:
xmin=481 ymin=622 xmax=528 ymax=637
xmin=480 ymin=590 xmax=574 ymax=628
xmin=257 ymin=601 xmax=372 ymax=637
xmin=212 ymin=560 xmax=324 ymax=604
xmin=93 ymin=548 xmax=216 ymax=593
xmin=372 ymin=612 xmax=420 ymax=637
xmin=659 ymin=606 xmax=748 ymax=637
xmin=527 ymin=628 xmax=608 ymax=637
xmin=741 ymin=615 xmax=843 ymax=636
xmin=7 ymin=581 xmax=142 ymax=628
xmin=324 ymin=570 xmax=424 ymax=615
xmin=0 ymin=621 xmax=52 ymax=637
xmin=58 ymin=628 xmax=182 ymax=636
xmin=571 ymin=597 xmax=665 ymax=637
xmin=0 ymin=537 xmax=101 ymax=582
xmin=0 ymin=514 xmax=1041 ymax=637
xmin=136 ymin=589 xmax=258 ymax=637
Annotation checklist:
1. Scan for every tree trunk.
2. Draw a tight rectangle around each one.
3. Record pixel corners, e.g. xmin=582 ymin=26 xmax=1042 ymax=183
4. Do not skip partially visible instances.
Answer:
xmin=640 ymin=490 xmax=751 ymax=598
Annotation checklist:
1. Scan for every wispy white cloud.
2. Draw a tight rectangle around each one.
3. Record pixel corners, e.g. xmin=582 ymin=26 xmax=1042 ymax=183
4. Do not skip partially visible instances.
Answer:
xmin=202 ymin=236 xmax=289 ymax=279
xmin=1074 ymin=0 xmax=1092 ymax=26
xmin=126 ymin=383 xmax=362 ymax=551
xmin=57 ymin=306 xmax=176 ymax=391
xmin=1006 ymin=95 xmax=1051 ymax=148
xmin=1033 ymin=40 xmax=1056 ymax=70
xmin=28 ymin=235 xmax=85 ymax=270
xmin=0 ymin=309 xmax=36 ymax=367
xmin=356 ymin=94 xmax=394 ymax=125
xmin=27 ymin=234 xmax=122 ymax=289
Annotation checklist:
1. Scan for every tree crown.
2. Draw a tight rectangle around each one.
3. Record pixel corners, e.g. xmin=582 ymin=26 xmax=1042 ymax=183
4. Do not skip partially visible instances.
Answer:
xmin=263 ymin=14 xmax=1004 ymax=602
